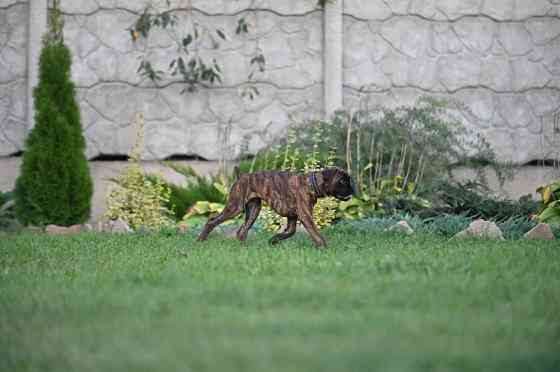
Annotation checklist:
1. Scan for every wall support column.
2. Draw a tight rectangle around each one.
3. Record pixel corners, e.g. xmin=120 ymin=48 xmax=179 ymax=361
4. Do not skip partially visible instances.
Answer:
xmin=323 ymin=0 xmax=343 ymax=118
xmin=27 ymin=0 xmax=48 ymax=131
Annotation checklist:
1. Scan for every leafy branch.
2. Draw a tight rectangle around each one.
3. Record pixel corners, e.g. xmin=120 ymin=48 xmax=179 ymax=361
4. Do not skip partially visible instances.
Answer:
xmin=128 ymin=2 xmax=265 ymax=96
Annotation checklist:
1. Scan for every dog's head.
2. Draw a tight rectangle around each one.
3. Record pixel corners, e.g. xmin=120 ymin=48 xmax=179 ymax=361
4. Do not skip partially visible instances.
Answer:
xmin=317 ymin=167 xmax=357 ymax=201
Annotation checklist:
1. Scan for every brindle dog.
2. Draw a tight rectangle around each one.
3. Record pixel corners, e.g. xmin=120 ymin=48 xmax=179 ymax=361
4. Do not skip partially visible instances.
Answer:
xmin=197 ymin=167 xmax=356 ymax=248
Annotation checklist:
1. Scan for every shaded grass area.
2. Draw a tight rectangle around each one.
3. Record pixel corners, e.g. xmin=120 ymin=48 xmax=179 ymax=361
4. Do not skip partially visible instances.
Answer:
xmin=1 ymin=227 xmax=559 ymax=372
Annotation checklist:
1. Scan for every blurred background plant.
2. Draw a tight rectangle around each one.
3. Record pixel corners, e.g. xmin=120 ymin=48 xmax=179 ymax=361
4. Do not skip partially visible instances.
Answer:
xmin=0 ymin=191 xmax=21 ymax=232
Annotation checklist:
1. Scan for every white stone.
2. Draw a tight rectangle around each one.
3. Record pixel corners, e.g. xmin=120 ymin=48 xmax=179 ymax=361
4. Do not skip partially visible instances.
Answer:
xmin=381 ymin=17 xmax=430 ymax=58
xmin=85 ymin=120 xmax=137 ymax=156
xmin=139 ymin=92 xmax=175 ymax=122
xmin=453 ymin=18 xmax=496 ymax=55
xmin=387 ymin=0 xmax=411 ymax=14
xmin=482 ymin=0 xmax=515 ymax=20
xmin=258 ymin=100 xmax=289 ymax=137
xmin=345 ymin=60 xmax=391 ymax=90
xmin=86 ymin=45 xmax=119 ymax=81
xmin=279 ymin=17 xmax=304 ymax=34
xmin=409 ymin=0 xmax=441 ymax=20
xmin=480 ymin=57 xmax=513 ymax=91
xmin=452 ymin=219 xmax=505 ymax=240
xmin=408 ymin=58 xmax=439 ymax=90
xmin=59 ymin=0 xmax=98 ymax=14
xmin=437 ymin=55 xmax=481 ymax=92
xmin=144 ymin=118 xmax=188 ymax=159
xmin=436 ymin=0 xmax=482 ymax=20
xmin=261 ymin=31 xmax=296 ymax=69
xmin=498 ymin=23 xmax=533 ymax=56
xmin=108 ymin=219 xmax=132 ymax=234
xmin=496 ymin=94 xmax=537 ymax=129
xmin=526 ymin=18 xmax=560 ymax=45
xmin=160 ymin=85 xmax=208 ymax=121
xmin=526 ymin=90 xmax=560 ymax=116
xmin=514 ymin=0 xmax=553 ymax=20
xmin=512 ymin=59 xmax=551 ymax=90
xmin=431 ymin=23 xmax=463 ymax=54
xmin=241 ymin=84 xmax=276 ymax=113
xmin=524 ymin=223 xmax=556 ymax=240
xmin=344 ymin=0 xmax=392 ymax=20
xmin=344 ymin=21 xmax=379 ymax=68
xmin=72 ymin=56 xmax=99 ymax=87
xmin=86 ymin=11 xmax=135 ymax=53
xmin=86 ymin=84 xmax=139 ymax=125
xmin=208 ymin=90 xmax=245 ymax=122
xmin=455 ymin=89 xmax=495 ymax=123
xmin=1 ymin=47 xmax=25 ymax=79
xmin=388 ymin=220 xmax=414 ymax=235
xmin=381 ymin=55 xmax=409 ymax=87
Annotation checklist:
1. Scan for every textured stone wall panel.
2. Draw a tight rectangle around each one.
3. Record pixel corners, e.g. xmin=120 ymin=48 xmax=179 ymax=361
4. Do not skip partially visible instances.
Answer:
xmin=60 ymin=2 xmax=323 ymax=160
xmin=0 ymin=0 xmax=27 ymax=156
xmin=343 ymin=0 xmax=560 ymax=163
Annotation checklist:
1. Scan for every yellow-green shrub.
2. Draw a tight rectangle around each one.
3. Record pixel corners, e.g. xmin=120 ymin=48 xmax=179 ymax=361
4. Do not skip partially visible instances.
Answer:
xmin=104 ymin=114 xmax=173 ymax=230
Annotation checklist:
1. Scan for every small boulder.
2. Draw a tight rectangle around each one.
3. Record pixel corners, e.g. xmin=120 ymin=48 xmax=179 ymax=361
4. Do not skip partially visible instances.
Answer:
xmin=452 ymin=219 xmax=504 ymax=240
xmin=45 ymin=224 xmax=82 ymax=236
xmin=177 ymin=223 xmax=189 ymax=234
xmin=108 ymin=219 xmax=132 ymax=234
xmin=26 ymin=225 xmax=44 ymax=234
xmin=388 ymin=220 xmax=414 ymax=235
xmin=523 ymin=223 xmax=555 ymax=240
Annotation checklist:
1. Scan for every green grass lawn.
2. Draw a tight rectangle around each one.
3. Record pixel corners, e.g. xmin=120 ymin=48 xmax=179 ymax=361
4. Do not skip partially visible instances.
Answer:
xmin=1 ymin=226 xmax=559 ymax=372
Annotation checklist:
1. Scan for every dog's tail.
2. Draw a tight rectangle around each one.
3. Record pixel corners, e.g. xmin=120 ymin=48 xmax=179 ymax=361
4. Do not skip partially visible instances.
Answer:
xmin=233 ymin=166 xmax=241 ymax=180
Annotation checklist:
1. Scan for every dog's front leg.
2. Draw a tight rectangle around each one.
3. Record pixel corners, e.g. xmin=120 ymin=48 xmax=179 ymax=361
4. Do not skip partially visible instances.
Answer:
xmin=297 ymin=206 xmax=327 ymax=248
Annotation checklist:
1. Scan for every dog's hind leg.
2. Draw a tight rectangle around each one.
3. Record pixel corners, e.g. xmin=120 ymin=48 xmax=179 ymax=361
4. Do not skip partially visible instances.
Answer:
xmin=197 ymin=200 xmax=243 ymax=241
xmin=269 ymin=216 xmax=297 ymax=245
xmin=236 ymin=198 xmax=261 ymax=242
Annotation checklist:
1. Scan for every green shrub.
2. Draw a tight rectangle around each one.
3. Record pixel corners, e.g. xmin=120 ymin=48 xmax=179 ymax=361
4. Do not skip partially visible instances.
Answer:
xmin=14 ymin=6 xmax=92 ymax=226
xmin=422 ymin=180 xmax=540 ymax=222
xmin=152 ymin=163 xmax=227 ymax=220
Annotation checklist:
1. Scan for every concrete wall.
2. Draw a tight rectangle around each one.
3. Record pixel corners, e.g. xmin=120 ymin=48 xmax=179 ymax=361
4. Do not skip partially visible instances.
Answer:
xmin=0 ymin=0 xmax=27 ymax=155
xmin=1 ymin=0 xmax=560 ymax=164
xmin=343 ymin=0 xmax=560 ymax=164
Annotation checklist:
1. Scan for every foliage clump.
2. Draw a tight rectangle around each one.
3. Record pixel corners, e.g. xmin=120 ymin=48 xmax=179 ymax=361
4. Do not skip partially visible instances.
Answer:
xmin=105 ymin=114 xmax=173 ymax=230
xmin=536 ymin=180 xmax=560 ymax=225
xmin=15 ymin=3 xmax=93 ymax=226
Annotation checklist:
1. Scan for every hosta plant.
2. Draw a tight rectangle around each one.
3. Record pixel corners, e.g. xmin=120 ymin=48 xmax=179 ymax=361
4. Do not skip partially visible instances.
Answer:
xmin=536 ymin=180 xmax=560 ymax=225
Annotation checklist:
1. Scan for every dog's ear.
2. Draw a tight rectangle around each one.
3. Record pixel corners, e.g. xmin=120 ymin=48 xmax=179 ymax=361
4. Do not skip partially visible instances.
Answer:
xmin=320 ymin=167 xmax=339 ymax=184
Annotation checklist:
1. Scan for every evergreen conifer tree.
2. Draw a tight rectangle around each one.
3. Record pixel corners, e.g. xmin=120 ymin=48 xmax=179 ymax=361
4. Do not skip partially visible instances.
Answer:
xmin=15 ymin=2 xmax=92 ymax=226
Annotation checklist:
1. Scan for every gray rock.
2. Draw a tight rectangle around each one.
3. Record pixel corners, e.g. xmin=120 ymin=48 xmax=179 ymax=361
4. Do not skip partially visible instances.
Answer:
xmin=344 ymin=0 xmax=392 ymax=20
xmin=108 ymin=218 xmax=132 ymax=234
xmin=523 ymin=223 xmax=555 ymax=240
xmin=453 ymin=219 xmax=505 ymax=240
xmin=45 ymin=224 xmax=83 ymax=236
xmin=388 ymin=220 xmax=414 ymax=235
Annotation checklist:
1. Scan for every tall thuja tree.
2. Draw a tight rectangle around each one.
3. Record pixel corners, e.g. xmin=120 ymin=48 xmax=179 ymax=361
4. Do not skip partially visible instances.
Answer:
xmin=15 ymin=1 xmax=92 ymax=226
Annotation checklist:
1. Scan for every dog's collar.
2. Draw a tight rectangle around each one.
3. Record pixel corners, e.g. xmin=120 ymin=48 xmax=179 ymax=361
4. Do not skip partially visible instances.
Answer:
xmin=308 ymin=171 xmax=325 ymax=198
